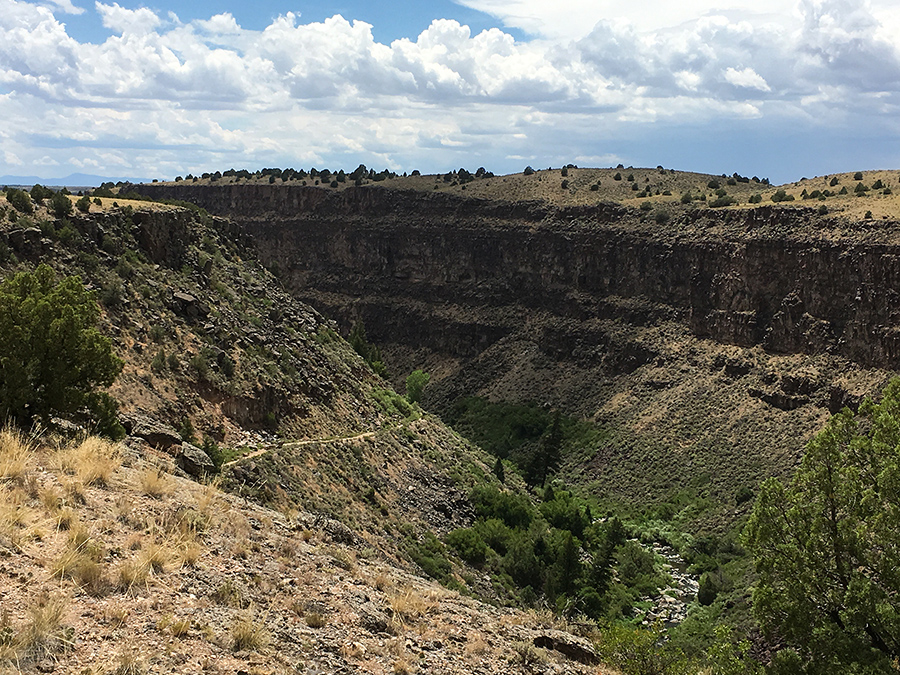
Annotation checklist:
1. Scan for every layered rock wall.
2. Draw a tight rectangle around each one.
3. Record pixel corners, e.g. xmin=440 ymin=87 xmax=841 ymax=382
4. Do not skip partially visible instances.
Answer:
xmin=137 ymin=184 xmax=900 ymax=370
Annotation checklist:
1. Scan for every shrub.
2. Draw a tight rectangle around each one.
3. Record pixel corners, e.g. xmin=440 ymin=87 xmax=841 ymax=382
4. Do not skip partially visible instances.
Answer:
xmin=75 ymin=195 xmax=91 ymax=213
xmin=830 ymin=176 xmax=840 ymax=186
xmin=50 ymin=192 xmax=73 ymax=218
xmin=745 ymin=379 xmax=900 ymax=671
xmin=595 ymin=623 xmax=693 ymax=675
xmin=470 ymin=486 xmax=533 ymax=528
xmin=818 ymin=205 xmax=828 ymax=215
xmin=640 ymin=201 xmax=653 ymax=212
xmin=654 ymin=210 xmax=670 ymax=224
xmin=614 ymin=173 xmax=622 ymax=181
xmin=446 ymin=528 xmax=488 ymax=565
xmin=710 ymin=195 xmax=736 ymax=208
xmin=680 ymin=192 xmax=692 ymax=204
xmin=405 ymin=369 xmax=430 ymax=404
xmin=749 ymin=193 xmax=762 ymax=204
xmin=561 ymin=180 xmax=569 ymax=190
xmin=6 ymin=188 xmax=33 ymax=214
xmin=0 ymin=265 xmax=124 ymax=436
xmin=523 ymin=166 xmax=535 ymax=176
xmin=854 ymin=171 xmax=863 ymax=180
xmin=771 ymin=189 xmax=794 ymax=203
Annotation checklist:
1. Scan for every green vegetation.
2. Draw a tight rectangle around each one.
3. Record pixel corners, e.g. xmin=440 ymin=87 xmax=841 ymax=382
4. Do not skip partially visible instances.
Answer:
xmin=770 ymin=189 xmax=794 ymax=203
xmin=6 ymin=188 xmax=33 ymax=214
xmin=443 ymin=484 xmax=685 ymax=623
xmin=348 ymin=321 xmax=388 ymax=377
xmin=746 ymin=378 xmax=900 ymax=672
xmin=0 ymin=264 xmax=124 ymax=437
xmin=405 ymin=369 xmax=430 ymax=404
xmin=447 ymin=397 xmax=603 ymax=478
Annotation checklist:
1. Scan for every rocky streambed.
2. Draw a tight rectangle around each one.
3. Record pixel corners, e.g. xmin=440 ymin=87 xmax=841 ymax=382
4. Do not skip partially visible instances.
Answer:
xmin=640 ymin=543 xmax=700 ymax=627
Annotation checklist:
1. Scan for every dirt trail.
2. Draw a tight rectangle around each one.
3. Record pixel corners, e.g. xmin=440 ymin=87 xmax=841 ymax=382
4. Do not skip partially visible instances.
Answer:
xmin=223 ymin=431 xmax=378 ymax=467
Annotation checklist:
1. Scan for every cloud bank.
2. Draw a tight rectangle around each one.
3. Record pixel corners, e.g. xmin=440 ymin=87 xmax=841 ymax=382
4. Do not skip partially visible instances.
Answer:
xmin=1 ymin=0 xmax=899 ymax=180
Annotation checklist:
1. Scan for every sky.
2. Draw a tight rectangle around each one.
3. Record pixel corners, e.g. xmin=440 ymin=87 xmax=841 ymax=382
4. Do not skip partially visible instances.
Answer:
xmin=2 ymin=0 xmax=900 ymax=183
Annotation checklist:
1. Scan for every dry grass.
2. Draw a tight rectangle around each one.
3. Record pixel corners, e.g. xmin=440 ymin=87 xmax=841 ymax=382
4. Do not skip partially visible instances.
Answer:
xmin=115 ymin=539 xmax=171 ymax=591
xmin=230 ymin=612 xmax=269 ymax=652
xmin=138 ymin=540 xmax=169 ymax=574
xmin=0 ymin=426 xmax=34 ymax=482
xmin=392 ymin=659 xmax=413 ymax=674
xmin=304 ymin=612 xmax=327 ymax=628
xmin=466 ymin=631 xmax=490 ymax=656
xmin=140 ymin=467 xmax=172 ymax=498
xmin=116 ymin=559 xmax=149 ymax=592
xmin=388 ymin=588 xmax=439 ymax=630
xmin=177 ymin=538 xmax=203 ymax=568
xmin=0 ymin=593 xmax=72 ymax=664
xmin=52 ymin=528 xmax=106 ymax=595
xmin=156 ymin=614 xmax=190 ymax=638
xmin=58 ymin=437 xmax=121 ymax=487
xmin=0 ymin=486 xmax=33 ymax=550
xmin=113 ymin=649 xmax=145 ymax=675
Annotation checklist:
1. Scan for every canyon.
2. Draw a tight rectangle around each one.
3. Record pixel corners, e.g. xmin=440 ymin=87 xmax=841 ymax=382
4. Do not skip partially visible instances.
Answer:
xmin=138 ymin=181 xmax=897 ymax=524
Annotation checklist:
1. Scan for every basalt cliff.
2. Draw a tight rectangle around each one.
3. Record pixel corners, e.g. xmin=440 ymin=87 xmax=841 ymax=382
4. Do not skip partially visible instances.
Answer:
xmin=138 ymin=180 xmax=898 ymax=525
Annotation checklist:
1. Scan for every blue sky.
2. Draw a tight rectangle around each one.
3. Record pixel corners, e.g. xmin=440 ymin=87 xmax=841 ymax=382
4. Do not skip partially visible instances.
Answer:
xmin=2 ymin=0 xmax=900 ymax=183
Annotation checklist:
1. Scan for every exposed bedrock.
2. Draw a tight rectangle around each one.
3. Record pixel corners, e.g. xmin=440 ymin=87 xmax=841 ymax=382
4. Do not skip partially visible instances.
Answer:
xmin=137 ymin=184 xmax=900 ymax=370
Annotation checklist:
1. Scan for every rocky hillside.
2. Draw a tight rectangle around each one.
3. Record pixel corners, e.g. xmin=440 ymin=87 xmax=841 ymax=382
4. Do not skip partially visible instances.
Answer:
xmin=136 ymin=176 xmax=898 ymax=530
xmin=0 ymin=191 xmax=513 ymax=577
xmin=0 ymin=429 xmax=606 ymax=675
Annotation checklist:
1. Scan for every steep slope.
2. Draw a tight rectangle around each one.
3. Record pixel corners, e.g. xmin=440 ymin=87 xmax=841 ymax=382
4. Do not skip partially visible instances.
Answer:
xmin=0 ymin=193 xmax=501 ymax=568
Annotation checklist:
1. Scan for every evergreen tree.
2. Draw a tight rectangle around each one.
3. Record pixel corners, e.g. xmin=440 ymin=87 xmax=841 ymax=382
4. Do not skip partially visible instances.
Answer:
xmin=745 ymin=378 xmax=900 ymax=671
xmin=527 ymin=410 xmax=563 ymax=487
xmin=0 ymin=264 xmax=124 ymax=437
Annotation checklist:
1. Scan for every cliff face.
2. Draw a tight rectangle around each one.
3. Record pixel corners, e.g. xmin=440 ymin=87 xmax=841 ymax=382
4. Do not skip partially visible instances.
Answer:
xmin=139 ymin=183 xmax=900 ymax=369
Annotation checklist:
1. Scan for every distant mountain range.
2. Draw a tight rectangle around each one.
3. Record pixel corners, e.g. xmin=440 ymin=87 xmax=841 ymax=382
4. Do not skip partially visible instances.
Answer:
xmin=0 ymin=173 xmax=152 ymax=188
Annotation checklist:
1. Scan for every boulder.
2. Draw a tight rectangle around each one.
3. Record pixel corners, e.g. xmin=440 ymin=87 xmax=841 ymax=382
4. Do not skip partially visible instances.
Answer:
xmin=179 ymin=442 xmax=215 ymax=478
xmin=358 ymin=602 xmax=392 ymax=634
xmin=124 ymin=414 xmax=182 ymax=450
xmin=532 ymin=630 xmax=599 ymax=665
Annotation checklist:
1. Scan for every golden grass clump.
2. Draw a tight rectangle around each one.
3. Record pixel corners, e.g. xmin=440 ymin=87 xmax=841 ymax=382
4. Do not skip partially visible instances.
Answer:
xmin=52 ymin=528 xmax=106 ymax=595
xmin=116 ymin=559 xmax=149 ymax=592
xmin=0 ymin=593 xmax=72 ymax=663
xmin=177 ymin=538 xmax=203 ymax=568
xmin=0 ymin=486 xmax=32 ymax=550
xmin=58 ymin=437 xmax=121 ymax=486
xmin=140 ymin=467 xmax=172 ymax=499
xmin=230 ymin=612 xmax=270 ymax=652
xmin=0 ymin=426 xmax=35 ymax=482
xmin=388 ymin=588 xmax=439 ymax=630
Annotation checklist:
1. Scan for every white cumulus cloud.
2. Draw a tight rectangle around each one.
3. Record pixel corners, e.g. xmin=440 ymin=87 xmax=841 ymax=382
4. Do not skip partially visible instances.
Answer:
xmin=0 ymin=0 xmax=898 ymax=181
